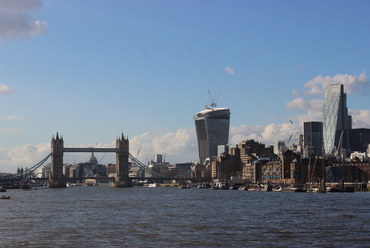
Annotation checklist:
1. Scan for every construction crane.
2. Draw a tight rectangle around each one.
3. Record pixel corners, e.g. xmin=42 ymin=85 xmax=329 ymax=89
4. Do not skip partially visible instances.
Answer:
xmin=136 ymin=145 xmax=141 ymax=157
xmin=286 ymin=120 xmax=294 ymax=146
xmin=205 ymin=89 xmax=218 ymax=109
xmin=334 ymin=130 xmax=344 ymax=159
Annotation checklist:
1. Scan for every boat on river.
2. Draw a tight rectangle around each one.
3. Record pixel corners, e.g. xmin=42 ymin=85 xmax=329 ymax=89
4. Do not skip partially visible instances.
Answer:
xmin=20 ymin=178 xmax=32 ymax=189
xmin=147 ymin=183 xmax=158 ymax=188
xmin=179 ymin=184 xmax=191 ymax=189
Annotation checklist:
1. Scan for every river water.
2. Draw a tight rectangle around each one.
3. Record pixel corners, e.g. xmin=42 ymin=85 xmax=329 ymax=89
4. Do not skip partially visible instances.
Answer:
xmin=1 ymin=186 xmax=370 ymax=248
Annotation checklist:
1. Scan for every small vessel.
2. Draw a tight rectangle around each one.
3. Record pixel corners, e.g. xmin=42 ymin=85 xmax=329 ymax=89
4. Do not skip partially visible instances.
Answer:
xmin=307 ymin=187 xmax=320 ymax=193
xmin=0 ymin=187 xmax=6 ymax=192
xmin=197 ymin=183 xmax=211 ymax=189
xmin=20 ymin=178 xmax=32 ymax=190
xmin=179 ymin=184 xmax=191 ymax=189
xmin=148 ymin=183 xmax=158 ymax=188
xmin=1 ymin=195 xmax=10 ymax=200
xmin=327 ymin=186 xmax=355 ymax=192
xmin=272 ymin=186 xmax=282 ymax=192
xmin=229 ymin=185 xmax=238 ymax=190
xmin=212 ymin=180 xmax=226 ymax=190
xmin=281 ymin=187 xmax=306 ymax=192
xmin=238 ymin=185 xmax=248 ymax=191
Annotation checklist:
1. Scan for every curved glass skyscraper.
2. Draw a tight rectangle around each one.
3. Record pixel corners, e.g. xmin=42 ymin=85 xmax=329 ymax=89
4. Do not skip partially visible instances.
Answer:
xmin=194 ymin=107 xmax=230 ymax=164
xmin=323 ymin=84 xmax=351 ymax=155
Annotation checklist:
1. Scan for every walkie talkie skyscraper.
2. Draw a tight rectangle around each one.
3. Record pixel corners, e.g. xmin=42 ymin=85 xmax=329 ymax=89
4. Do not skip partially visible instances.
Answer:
xmin=194 ymin=99 xmax=230 ymax=164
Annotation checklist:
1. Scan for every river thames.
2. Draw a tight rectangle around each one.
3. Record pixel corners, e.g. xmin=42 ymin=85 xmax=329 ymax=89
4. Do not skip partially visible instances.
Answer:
xmin=1 ymin=186 xmax=370 ymax=248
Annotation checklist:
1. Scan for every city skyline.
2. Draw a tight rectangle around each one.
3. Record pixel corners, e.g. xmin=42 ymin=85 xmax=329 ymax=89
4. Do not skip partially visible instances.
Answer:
xmin=1 ymin=0 xmax=370 ymax=172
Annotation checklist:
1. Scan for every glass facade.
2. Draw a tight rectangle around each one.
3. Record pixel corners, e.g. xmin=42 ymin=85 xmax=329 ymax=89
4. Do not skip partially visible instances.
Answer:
xmin=194 ymin=108 xmax=230 ymax=164
xmin=323 ymin=84 xmax=350 ymax=155
xmin=303 ymin=121 xmax=323 ymax=157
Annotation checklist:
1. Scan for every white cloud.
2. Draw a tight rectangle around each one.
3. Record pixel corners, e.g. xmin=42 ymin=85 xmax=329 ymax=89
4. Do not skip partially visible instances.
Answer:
xmin=0 ymin=84 xmax=11 ymax=94
xmin=0 ymin=129 xmax=199 ymax=173
xmin=0 ymin=127 xmax=23 ymax=134
xmin=229 ymin=125 xmax=264 ymax=145
xmin=224 ymin=66 xmax=236 ymax=75
xmin=349 ymin=110 xmax=370 ymax=128
xmin=0 ymin=143 xmax=49 ymax=172
xmin=287 ymin=72 xmax=370 ymax=126
xmin=2 ymin=109 xmax=369 ymax=173
xmin=230 ymin=123 xmax=301 ymax=148
xmin=0 ymin=115 xmax=24 ymax=121
xmin=303 ymin=72 xmax=370 ymax=95
xmin=0 ymin=0 xmax=47 ymax=40
xmin=0 ymin=123 xmax=306 ymax=173
xmin=130 ymin=129 xmax=198 ymax=163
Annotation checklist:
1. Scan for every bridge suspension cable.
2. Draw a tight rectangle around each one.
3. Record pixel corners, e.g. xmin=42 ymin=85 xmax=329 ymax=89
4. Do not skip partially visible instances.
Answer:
xmin=129 ymin=153 xmax=193 ymax=179
xmin=129 ymin=153 xmax=167 ymax=178
xmin=21 ymin=153 xmax=52 ymax=178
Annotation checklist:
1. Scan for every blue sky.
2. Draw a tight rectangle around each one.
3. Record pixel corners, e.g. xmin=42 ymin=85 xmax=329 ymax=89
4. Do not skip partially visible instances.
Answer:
xmin=1 ymin=0 xmax=370 ymax=172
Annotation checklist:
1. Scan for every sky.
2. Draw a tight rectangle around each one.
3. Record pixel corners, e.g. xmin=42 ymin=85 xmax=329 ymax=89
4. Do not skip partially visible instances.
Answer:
xmin=1 ymin=0 xmax=370 ymax=172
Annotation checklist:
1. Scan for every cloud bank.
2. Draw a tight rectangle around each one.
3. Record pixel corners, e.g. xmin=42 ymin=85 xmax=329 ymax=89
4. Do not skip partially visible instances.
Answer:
xmin=1 ymin=73 xmax=369 ymax=173
xmin=0 ymin=115 xmax=24 ymax=121
xmin=0 ymin=0 xmax=47 ymax=39
xmin=303 ymin=72 xmax=370 ymax=95
xmin=288 ymin=72 xmax=370 ymax=127
xmin=0 ymin=126 xmax=297 ymax=173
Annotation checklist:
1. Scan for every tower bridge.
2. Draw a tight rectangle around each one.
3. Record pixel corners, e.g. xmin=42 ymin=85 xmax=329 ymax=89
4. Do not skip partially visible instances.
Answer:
xmin=1 ymin=133 xmax=196 ymax=188
xmin=49 ymin=133 xmax=131 ymax=188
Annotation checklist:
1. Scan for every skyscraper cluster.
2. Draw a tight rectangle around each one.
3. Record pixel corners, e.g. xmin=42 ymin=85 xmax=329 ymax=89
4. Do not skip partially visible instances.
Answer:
xmin=303 ymin=83 xmax=369 ymax=159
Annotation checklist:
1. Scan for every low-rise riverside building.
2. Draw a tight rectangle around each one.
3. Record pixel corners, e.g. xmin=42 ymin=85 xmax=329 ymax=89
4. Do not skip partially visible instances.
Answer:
xmin=260 ymin=161 xmax=282 ymax=183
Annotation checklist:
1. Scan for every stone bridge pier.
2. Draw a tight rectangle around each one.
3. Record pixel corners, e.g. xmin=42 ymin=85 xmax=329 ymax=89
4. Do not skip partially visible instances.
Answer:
xmin=114 ymin=134 xmax=132 ymax=187
xmin=48 ymin=133 xmax=67 ymax=188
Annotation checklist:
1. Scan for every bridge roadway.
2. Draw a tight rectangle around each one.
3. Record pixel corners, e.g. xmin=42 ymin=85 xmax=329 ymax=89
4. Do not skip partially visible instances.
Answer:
xmin=63 ymin=148 xmax=118 ymax=153
xmin=30 ymin=177 xmax=194 ymax=181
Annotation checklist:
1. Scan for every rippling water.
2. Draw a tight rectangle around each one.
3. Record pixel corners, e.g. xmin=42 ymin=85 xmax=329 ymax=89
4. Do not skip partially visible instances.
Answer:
xmin=1 ymin=186 xmax=370 ymax=247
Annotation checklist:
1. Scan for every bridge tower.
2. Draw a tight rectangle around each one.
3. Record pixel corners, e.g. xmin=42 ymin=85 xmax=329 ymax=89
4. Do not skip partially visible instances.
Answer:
xmin=114 ymin=133 xmax=132 ymax=187
xmin=48 ymin=133 xmax=66 ymax=188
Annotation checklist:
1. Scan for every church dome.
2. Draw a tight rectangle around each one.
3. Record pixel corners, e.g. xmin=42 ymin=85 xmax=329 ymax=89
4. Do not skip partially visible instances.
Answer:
xmin=87 ymin=152 xmax=98 ymax=164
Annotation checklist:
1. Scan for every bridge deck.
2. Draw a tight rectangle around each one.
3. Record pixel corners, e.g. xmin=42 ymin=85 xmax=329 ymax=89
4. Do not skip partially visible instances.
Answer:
xmin=63 ymin=148 xmax=118 ymax=153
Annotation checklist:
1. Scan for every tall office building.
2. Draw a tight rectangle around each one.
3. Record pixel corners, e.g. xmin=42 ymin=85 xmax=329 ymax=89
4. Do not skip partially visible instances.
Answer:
xmin=194 ymin=106 xmax=230 ymax=164
xmin=323 ymin=84 xmax=351 ymax=155
xmin=303 ymin=121 xmax=323 ymax=157
xmin=348 ymin=128 xmax=370 ymax=152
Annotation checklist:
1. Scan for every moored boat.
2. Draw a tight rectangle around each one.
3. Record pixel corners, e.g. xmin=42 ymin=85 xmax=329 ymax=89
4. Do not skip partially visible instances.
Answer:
xmin=179 ymin=184 xmax=191 ymax=189
xmin=20 ymin=178 xmax=33 ymax=189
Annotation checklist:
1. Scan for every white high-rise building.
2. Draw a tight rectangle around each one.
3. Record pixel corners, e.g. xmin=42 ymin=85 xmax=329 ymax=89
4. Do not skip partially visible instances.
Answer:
xmin=323 ymin=84 xmax=351 ymax=155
